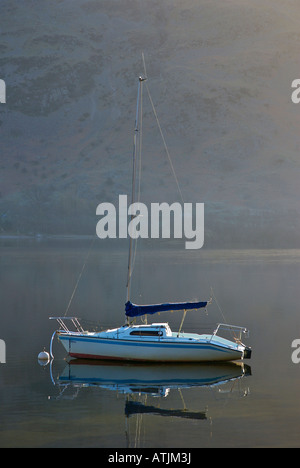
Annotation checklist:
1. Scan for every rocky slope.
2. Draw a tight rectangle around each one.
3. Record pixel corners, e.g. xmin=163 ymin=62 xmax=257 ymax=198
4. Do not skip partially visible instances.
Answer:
xmin=1 ymin=0 xmax=300 ymax=247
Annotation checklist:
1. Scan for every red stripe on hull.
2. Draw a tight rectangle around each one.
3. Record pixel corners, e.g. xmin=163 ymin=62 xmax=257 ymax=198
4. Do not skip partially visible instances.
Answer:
xmin=69 ymin=353 xmax=134 ymax=361
xmin=68 ymin=353 xmax=172 ymax=362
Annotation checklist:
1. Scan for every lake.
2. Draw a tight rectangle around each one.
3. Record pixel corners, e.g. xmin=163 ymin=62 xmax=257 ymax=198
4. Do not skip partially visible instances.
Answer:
xmin=0 ymin=238 xmax=300 ymax=448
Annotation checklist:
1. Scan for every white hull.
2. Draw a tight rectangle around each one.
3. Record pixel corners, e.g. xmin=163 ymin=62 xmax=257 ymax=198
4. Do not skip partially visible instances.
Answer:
xmin=57 ymin=324 xmax=249 ymax=363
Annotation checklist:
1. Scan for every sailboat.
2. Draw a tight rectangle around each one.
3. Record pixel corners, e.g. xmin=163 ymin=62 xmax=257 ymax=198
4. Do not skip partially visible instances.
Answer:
xmin=49 ymin=68 xmax=251 ymax=363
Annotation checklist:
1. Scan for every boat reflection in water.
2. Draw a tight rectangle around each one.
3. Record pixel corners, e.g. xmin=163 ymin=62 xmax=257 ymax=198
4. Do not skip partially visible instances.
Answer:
xmin=55 ymin=359 xmax=250 ymax=396
xmin=50 ymin=360 xmax=251 ymax=439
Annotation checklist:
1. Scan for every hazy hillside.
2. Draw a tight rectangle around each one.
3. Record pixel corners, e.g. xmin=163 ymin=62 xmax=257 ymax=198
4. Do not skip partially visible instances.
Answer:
xmin=1 ymin=0 xmax=300 ymax=247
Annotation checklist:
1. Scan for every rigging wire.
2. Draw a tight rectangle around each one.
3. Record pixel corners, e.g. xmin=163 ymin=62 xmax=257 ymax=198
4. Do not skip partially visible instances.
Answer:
xmin=126 ymin=76 xmax=145 ymax=304
xmin=142 ymin=52 xmax=147 ymax=80
xmin=65 ymin=58 xmax=186 ymax=318
xmin=127 ymin=71 xmax=186 ymax=308
xmin=64 ymin=236 xmax=96 ymax=317
xmin=130 ymin=78 xmax=143 ymax=281
xmin=145 ymin=81 xmax=185 ymax=205
xmin=210 ymin=287 xmax=237 ymax=341
xmin=126 ymin=61 xmax=186 ymax=314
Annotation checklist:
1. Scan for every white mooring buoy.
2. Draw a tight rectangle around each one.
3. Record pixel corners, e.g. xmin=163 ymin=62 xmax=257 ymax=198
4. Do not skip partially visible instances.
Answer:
xmin=38 ymin=348 xmax=50 ymax=365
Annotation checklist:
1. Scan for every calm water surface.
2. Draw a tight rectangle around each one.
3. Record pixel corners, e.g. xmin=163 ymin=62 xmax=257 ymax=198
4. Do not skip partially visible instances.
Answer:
xmin=1 ymin=238 xmax=300 ymax=448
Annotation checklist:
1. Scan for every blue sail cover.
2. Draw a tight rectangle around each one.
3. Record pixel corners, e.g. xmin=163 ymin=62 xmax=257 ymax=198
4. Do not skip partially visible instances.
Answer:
xmin=125 ymin=300 xmax=208 ymax=318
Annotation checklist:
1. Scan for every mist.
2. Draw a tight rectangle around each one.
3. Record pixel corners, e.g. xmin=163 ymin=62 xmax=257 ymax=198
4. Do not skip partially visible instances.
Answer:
xmin=1 ymin=0 xmax=300 ymax=248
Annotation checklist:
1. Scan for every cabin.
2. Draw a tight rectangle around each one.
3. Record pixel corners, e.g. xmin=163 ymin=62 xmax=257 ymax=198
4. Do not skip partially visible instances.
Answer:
xmin=98 ymin=323 xmax=173 ymax=340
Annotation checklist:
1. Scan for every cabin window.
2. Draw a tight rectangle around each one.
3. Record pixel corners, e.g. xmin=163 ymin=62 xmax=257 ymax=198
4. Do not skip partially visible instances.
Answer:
xmin=130 ymin=330 xmax=163 ymax=337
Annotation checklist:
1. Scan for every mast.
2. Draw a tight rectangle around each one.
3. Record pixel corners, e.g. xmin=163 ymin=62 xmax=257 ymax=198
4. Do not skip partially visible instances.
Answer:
xmin=126 ymin=74 xmax=147 ymax=317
